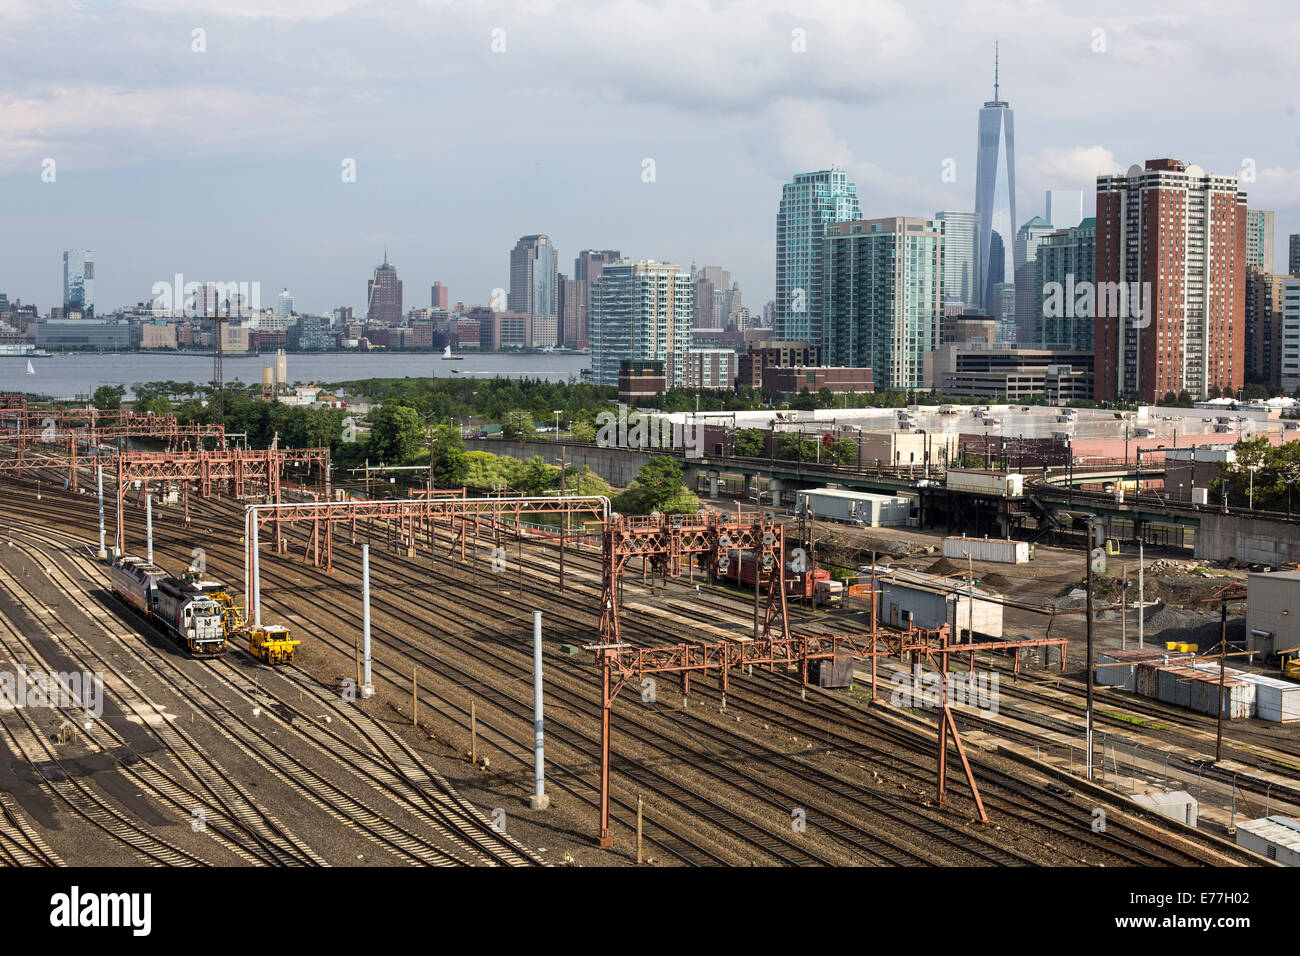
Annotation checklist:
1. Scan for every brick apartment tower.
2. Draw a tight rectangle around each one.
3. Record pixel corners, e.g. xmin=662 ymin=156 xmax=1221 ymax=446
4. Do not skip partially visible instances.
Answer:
xmin=1095 ymin=159 xmax=1246 ymax=403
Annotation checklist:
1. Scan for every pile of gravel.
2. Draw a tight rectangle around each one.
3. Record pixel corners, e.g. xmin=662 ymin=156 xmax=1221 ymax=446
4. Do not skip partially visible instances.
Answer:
xmin=1141 ymin=602 xmax=1246 ymax=647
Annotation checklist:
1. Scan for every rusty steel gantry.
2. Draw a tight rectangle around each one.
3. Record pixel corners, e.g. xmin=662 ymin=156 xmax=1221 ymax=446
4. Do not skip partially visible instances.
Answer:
xmin=241 ymin=493 xmax=611 ymax=623
xmin=115 ymin=447 xmax=330 ymax=554
xmin=0 ymin=421 xmax=227 ymax=491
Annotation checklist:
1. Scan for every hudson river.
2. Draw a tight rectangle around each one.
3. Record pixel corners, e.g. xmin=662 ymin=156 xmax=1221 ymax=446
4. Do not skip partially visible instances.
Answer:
xmin=0 ymin=352 xmax=591 ymax=399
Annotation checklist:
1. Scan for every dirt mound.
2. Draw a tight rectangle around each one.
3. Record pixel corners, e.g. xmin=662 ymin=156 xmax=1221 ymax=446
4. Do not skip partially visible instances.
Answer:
xmin=925 ymin=557 xmax=961 ymax=575
xmin=1141 ymin=603 xmax=1246 ymax=648
xmin=979 ymin=572 xmax=1014 ymax=591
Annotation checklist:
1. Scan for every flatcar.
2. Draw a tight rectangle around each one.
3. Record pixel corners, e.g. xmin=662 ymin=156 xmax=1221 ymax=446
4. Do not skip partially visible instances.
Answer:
xmin=110 ymin=555 xmax=228 ymax=655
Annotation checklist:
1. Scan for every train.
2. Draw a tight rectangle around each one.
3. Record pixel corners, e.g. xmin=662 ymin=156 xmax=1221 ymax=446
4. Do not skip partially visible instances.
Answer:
xmin=110 ymin=555 xmax=228 ymax=655
xmin=713 ymin=549 xmax=845 ymax=605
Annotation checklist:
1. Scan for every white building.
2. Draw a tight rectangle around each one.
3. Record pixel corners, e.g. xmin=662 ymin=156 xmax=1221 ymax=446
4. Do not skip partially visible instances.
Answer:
xmin=276 ymin=288 xmax=295 ymax=318
xmin=589 ymin=260 xmax=693 ymax=388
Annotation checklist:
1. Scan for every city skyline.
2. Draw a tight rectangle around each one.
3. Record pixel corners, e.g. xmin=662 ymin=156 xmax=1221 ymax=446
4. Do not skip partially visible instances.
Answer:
xmin=3 ymin=2 xmax=1298 ymax=316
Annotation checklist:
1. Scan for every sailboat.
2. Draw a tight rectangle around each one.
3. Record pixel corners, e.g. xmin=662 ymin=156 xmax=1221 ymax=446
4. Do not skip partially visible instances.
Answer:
xmin=440 ymin=344 xmax=464 ymax=362
xmin=25 ymin=360 xmax=35 ymax=375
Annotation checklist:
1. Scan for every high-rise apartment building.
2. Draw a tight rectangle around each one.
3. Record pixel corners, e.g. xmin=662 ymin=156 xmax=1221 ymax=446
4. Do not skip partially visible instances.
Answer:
xmin=431 ymin=282 xmax=449 ymax=309
xmin=1246 ymin=210 xmax=1275 ymax=273
xmin=1013 ymin=216 xmax=1056 ymax=344
xmin=821 ymin=217 xmax=945 ymax=390
xmin=1290 ymin=235 xmax=1300 ymax=276
xmin=934 ymin=211 xmax=978 ymax=308
xmin=589 ymin=260 xmax=693 ymax=388
xmin=774 ymin=168 xmax=860 ymax=345
xmin=62 ymin=249 xmax=94 ymax=318
xmin=574 ymin=250 xmax=621 ymax=281
xmin=1245 ymin=272 xmax=1290 ymax=387
xmin=557 ymin=276 xmax=586 ymax=347
xmin=1095 ymin=158 xmax=1247 ymax=402
xmin=1034 ymin=217 xmax=1096 ymax=350
xmin=1282 ymin=278 xmax=1300 ymax=395
xmin=974 ymin=47 xmax=1016 ymax=314
xmin=366 ymin=254 xmax=403 ymax=326
xmin=509 ymin=235 xmax=559 ymax=348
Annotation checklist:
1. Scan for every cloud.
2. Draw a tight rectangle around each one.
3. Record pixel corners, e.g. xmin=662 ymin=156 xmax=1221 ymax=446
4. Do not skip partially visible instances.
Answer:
xmin=1025 ymin=145 xmax=1124 ymax=190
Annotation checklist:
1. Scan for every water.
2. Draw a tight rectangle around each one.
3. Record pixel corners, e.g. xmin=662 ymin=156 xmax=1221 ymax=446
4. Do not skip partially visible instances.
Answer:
xmin=0 ymin=352 xmax=591 ymax=400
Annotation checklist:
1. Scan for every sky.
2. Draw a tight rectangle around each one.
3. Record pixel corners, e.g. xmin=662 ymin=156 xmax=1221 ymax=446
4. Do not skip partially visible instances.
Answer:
xmin=2 ymin=0 xmax=1299 ymax=316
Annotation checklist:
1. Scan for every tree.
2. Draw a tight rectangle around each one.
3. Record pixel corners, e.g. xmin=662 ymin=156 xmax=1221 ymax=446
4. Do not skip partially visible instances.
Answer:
xmin=367 ymin=403 xmax=424 ymax=463
xmin=501 ymin=408 xmax=536 ymax=440
xmin=93 ymin=384 xmax=126 ymax=410
xmin=135 ymin=396 xmax=172 ymax=417
xmin=570 ymin=420 xmax=596 ymax=443
xmin=429 ymin=423 xmax=469 ymax=487
xmin=616 ymin=455 xmax=697 ymax=514
xmin=513 ymin=456 xmax=557 ymax=495
xmin=829 ymin=437 xmax=857 ymax=466
xmin=733 ymin=428 xmax=766 ymax=457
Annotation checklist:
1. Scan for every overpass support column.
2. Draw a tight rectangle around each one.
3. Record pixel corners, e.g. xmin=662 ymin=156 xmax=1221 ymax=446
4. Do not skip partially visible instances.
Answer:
xmin=767 ymin=478 xmax=782 ymax=507
xmin=708 ymin=470 xmax=719 ymax=498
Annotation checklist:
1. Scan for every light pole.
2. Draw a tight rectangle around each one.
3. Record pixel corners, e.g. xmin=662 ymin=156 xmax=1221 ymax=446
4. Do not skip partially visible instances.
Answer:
xmin=1083 ymin=513 xmax=1099 ymax=781
xmin=553 ymin=410 xmax=562 ymax=438
xmin=1248 ymin=463 xmax=1260 ymax=511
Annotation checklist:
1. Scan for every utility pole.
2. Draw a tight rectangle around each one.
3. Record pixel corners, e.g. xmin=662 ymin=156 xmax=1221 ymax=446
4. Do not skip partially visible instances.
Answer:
xmin=1216 ymin=602 xmax=1228 ymax=762
xmin=559 ymin=445 xmax=566 ymax=591
xmin=1138 ymin=532 xmax=1145 ymax=649
xmin=530 ymin=611 xmax=550 ymax=810
xmin=1085 ymin=518 xmax=1096 ymax=781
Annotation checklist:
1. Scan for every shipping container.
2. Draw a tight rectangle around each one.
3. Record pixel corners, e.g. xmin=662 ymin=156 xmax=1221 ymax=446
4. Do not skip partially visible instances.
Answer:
xmin=1154 ymin=664 xmax=1254 ymax=719
xmin=1095 ymin=649 xmax=1192 ymax=692
xmin=1238 ymin=674 xmax=1300 ymax=722
xmin=809 ymin=655 xmax=855 ymax=689
xmin=944 ymin=469 xmax=1024 ymax=498
xmin=942 ymin=535 xmax=1029 ymax=564
xmin=795 ymin=488 xmax=911 ymax=527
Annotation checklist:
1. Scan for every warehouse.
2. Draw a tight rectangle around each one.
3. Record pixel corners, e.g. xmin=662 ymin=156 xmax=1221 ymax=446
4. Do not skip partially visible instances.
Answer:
xmin=795 ymin=488 xmax=911 ymax=528
xmin=1235 ymin=816 xmax=1300 ymax=866
xmin=864 ymin=567 xmax=1003 ymax=640
xmin=1246 ymin=570 xmax=1300 ymax=659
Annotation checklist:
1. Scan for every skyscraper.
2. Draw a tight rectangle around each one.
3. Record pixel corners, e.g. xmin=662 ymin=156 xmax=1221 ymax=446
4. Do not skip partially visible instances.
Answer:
xmin=692 ymin=265 xmax=731 ymax=329
xmin=974 ymin=45 xmax=1016 ymax=315
xmin=1246 ymin=272 xmax=1288 ymax=387
xmin=1290 ymin=235 xmax=1300 ymax=275
xmin=366 ymin=253 xmax=403 ymax=325
xmin=589 ymin=260 xmax=693 ymax=387
xmin=574 ymin=250 xmax=621 ymax=281
xmin=431 ymin=282 xmax=449 ymax=309
xmin=1013 ymin=216 xmax=1055 ymax=344
xmin=1095 ymin=158 xmax=1246 ymax=402
xmin=774 ymin=168 xmax=861 ymax=346
xmin=1045 ymin=190 xmax=1084 ymax=230
xmin=62 ymin=249 xmax=94 ymax=318
xmin=275 ymin=288 xmax=295 ymax=318
xmin=1245 ymin=209 xmax=1275 ymax=273
xmin=509 ymin=235 xmax=559 ymax=348
xmin=934 ymin=211 xmax=978 ymax=308
xmin=821 ymin=217 xmax=945 ymax=390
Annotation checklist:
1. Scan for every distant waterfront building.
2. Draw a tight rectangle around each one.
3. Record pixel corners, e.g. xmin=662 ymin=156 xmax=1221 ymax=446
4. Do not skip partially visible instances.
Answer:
xmin=431 ymin=282 xmax=449 ymax=309
xmin=509 ymin=235 xmax=559 ymax=348
xmin=994 ymin=282 xmax=1016 ymax=344
xmin=774 ymin=168 xmax=861 ymax=345
xmin=821 ymin=217 xmax=945 ymax=390
xmin=63 ymin=249 xmax=94 ymax=318
xmin=934 ymin=211 xmax=978 ymax=308
xmin=1246 ymin=209 xmax=1276 ymax=273
xmin=275 ymin=288 xmax=295 ymax=318
xmin=1034 ymin=217 xmax=1097 ymax=350
xmin=557 ymin=276 xmax=586 ymax=347
xmin=1095 ymin=158 xmax=1246 ymax=402
xmin=1013 ymin=216 xmax=1056 ymax=344
xmin=1290 ymin=235 xmax=1300 ymax=275
xmin=974 ymin=47 xmax=1016 ymax=314
xmin=366 ymin=254 xmax=403 ymax=326
xmin=691 ymin=265 xmax=730 ymax=330
xmin=589 ymin=260 xmax=693 ymax=388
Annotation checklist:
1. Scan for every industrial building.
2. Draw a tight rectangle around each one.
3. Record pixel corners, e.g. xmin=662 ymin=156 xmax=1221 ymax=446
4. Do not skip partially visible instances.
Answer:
xmin=795 ymin=488 xmax=911 ymax=527
xmin=1235 ymin=816 xmax=1300 ymax=865
xmin=1246 ymin=570 xmax=1300 ymax=659
xmin=865 ymin=567 xmax=1003 ymax=640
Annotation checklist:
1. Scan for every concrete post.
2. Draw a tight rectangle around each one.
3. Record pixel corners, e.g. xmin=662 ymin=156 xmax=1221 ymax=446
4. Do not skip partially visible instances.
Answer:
xmin=530 ymin=610 xmax=549 ymax=810
xmin=361 ymin=544 xmax=374 ymax=697
xmin=96 ymin=464 xmax=107 ymax=559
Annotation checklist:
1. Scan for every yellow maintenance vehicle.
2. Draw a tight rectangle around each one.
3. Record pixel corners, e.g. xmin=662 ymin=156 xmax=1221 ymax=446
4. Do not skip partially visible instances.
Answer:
xmin=1280 ymin=648 xmax=1300 ymax=681
xmin=248 ymin=624 xmax=300 ymax=665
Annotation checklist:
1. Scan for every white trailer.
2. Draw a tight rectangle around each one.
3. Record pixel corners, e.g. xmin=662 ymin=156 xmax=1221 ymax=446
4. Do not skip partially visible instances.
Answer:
xmin=942 ymin=535 xmax=1029 ymax=564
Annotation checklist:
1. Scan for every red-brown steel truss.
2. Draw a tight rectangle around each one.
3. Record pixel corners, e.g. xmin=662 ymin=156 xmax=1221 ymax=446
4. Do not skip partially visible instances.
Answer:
xmin=115 ymin=448 xmax=330 ymax=554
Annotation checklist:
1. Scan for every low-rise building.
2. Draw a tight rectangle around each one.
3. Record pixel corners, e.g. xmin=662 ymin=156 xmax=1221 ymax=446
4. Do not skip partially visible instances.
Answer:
xmin=762 ymin=365 xmax=873 ymax=397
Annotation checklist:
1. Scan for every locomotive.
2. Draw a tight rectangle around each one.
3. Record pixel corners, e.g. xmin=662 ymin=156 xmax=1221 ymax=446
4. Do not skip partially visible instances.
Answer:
xmin=110 ymin=555 xmax=228 ymax=655
xmin=713 ymin=549 xmax=844 ymax=605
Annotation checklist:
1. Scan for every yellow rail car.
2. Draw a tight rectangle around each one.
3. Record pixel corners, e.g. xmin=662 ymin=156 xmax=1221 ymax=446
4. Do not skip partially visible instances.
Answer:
xmin=248 ymin=625 xmax=300 ymax=665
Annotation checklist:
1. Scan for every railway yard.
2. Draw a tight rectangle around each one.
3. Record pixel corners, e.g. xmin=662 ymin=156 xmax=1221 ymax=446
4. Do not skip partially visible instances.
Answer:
xmin=0 ymin=454 xmax=1289 ymax=868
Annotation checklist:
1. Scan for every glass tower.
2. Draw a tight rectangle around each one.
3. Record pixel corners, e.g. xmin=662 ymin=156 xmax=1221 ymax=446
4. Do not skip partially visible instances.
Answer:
xmin=63 ymin=249 xmax=94 ymax=318
xmin=974 ymin=45 xmax=1016 ymax=315
xmin=774 ymin=169 xmax=860 ymax=347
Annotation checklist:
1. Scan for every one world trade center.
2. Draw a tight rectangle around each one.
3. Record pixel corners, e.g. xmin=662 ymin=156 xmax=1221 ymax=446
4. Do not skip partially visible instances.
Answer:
xmin=974 ymin=44 xmax=1015 ymax=317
